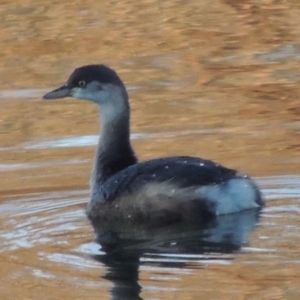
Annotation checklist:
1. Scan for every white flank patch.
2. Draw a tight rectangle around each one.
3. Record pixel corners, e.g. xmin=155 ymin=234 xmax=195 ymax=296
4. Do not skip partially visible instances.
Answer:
xmin=195 ymin=178 xmax=259 ymax=215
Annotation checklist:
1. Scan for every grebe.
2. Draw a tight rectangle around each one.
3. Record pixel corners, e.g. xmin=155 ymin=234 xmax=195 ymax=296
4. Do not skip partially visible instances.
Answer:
xmin=43 ymin=64 xmax=263 ymax=227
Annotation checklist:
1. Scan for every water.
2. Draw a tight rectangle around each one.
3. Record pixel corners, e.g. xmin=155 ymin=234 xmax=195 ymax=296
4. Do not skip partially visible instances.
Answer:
xmin=1 ymin=0 xmax=300 ymax=299
xmin=0 ymin=177 xmax=299 ymax=299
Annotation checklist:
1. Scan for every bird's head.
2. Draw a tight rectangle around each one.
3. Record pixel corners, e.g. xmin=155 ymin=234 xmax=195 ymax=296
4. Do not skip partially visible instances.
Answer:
xmin=43 ymin=64 xmax=125 ymax=105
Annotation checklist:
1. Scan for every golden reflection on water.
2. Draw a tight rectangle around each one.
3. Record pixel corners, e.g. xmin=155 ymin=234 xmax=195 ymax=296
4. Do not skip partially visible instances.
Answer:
xmin=0 ymin=0 xmax=300 ymax=299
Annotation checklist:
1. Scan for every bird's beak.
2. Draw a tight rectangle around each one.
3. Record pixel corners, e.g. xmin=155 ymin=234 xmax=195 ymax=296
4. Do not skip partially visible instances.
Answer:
xmin=43 ymin=85 xmax=72 ymax=100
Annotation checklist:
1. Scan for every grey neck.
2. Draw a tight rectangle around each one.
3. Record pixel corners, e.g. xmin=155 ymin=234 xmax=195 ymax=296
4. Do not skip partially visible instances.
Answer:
xmin=90 ymin=87 xmax=137 ymax=196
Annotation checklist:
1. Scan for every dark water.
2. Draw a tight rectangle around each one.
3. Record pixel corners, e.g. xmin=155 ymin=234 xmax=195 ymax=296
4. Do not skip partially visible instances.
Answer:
xmin=1 ymin=0 xmax=300 ymax=299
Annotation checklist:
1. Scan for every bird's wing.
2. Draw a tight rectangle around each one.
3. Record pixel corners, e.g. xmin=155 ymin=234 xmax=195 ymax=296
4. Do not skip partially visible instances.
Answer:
xmin=100 ymin=156 xmax=238 ymax=201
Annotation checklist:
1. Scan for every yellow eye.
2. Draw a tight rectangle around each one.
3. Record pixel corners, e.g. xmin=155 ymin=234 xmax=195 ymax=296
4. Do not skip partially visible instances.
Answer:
xmin=78 ymin=80 xmax=86 ymax=88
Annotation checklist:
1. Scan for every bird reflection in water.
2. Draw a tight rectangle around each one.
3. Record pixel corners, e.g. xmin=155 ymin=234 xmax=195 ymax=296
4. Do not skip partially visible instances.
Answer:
xmin=91 ymin=209 xmax=261 ymax=300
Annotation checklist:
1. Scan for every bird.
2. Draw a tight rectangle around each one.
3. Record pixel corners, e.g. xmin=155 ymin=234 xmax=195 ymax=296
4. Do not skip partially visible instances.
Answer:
xmin=43 ymin=64 xmax=264 ymax=228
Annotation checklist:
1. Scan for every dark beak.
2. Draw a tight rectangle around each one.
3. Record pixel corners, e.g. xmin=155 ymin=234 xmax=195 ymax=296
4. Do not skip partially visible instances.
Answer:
xmin=43 ymin=85 xmax=72 ymax=100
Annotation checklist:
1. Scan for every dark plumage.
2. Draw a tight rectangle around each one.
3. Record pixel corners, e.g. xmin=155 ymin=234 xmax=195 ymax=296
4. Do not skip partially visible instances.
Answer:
xmin=99 ymin=156 xmax=237 ymax=202
xmin=43 ymin=64 xmax=264 ymax=228
xmin=67 ymin=64 xmax=124 ymax=88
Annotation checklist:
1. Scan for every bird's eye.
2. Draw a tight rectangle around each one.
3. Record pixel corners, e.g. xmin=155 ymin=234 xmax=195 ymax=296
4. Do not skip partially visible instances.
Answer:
xmin=78 ymin=80 xmax=86 ymax=88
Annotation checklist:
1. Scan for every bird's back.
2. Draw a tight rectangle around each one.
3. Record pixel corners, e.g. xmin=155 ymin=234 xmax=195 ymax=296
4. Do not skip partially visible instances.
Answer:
xmin=98 ymin=156 xmax=238 ymax=202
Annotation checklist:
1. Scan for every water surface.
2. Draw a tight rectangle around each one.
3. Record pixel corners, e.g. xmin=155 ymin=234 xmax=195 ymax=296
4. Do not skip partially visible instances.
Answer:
xmin=0 ymin=0 xmax=300 ymax=299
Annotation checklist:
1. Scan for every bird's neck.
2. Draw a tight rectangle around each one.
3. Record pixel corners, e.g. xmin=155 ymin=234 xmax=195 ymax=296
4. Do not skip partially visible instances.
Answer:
xmin=90 ymin=88 xmax=137 ymax=191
